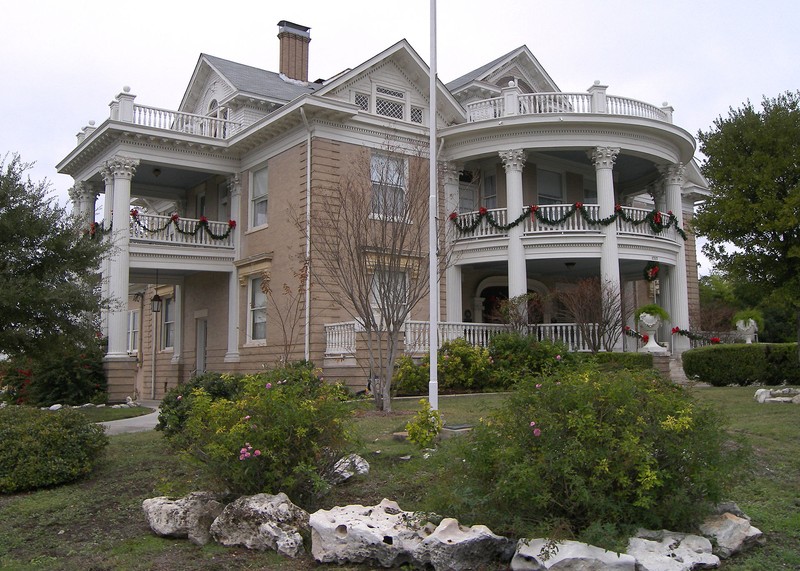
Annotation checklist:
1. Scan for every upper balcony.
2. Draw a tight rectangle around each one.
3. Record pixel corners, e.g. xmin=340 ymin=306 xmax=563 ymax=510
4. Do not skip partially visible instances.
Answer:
xmin=464 ymin=82 xmax=673 ymax=124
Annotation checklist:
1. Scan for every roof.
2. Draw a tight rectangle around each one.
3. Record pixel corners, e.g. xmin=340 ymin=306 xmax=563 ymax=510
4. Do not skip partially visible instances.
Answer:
xmin=446 ymin=48 xmax=520 ymax=92
xmin=202 ymin=54 xmax=320 ymax=102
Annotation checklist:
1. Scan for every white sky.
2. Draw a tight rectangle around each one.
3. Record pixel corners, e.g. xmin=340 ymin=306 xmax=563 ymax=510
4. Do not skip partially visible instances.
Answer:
xmin=2 ymin=0 xmax=799 ymax=274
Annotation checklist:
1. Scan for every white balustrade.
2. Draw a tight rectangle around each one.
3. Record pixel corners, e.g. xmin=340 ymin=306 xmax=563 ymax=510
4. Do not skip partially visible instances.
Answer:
xmin=131 ymin=104 xmax=242 ymax=139
xmin=616 ymin=207 xmax=675 ymax=240
xmin=467 ymin=92 xmax=668 ymax=123
xmin=129 ymin=213 xmax=235 ymax=248
xmin=324 ymin=321 xmax=358 ymax=355
xmin=524 ymin=204 xmax=601 ymax=233
xmin=452 ymin=208 xmax=509 ymax=239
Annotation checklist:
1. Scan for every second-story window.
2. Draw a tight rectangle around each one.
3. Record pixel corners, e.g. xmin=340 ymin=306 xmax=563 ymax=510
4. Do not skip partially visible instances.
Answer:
xmin=483 ymin=174 xmax=497 ymax=209
xmin=537 ymin=169 xmax=564 ymax=205
xmin=251 ymin=166 xmax=268 ymax=228
xmin=370 ymin=153 xmax=407 ymax=219
xmin=376 ymin=86 xmax=405 ymax=120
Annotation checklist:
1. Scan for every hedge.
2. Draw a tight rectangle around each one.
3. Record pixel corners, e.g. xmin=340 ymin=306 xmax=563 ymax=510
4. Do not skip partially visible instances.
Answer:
xmin=682 ymin=343 xmax=800 ymax=386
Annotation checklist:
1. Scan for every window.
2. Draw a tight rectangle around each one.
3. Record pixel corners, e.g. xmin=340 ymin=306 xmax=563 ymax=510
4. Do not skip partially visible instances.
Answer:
xmin=376 ymin=86 xmax=405 ymax=120
xmin=162 ymin=298 xmax=175 ymax=349
xmin=127 ymin=310 xmax=139 ymax=353
xmin=410 ymin=106 xmax=423 ymax=124
xmin=371 ymin=269 xmax=408 ymax=313
xmin=537 ymin=169 xmax=563 ymax=205
xmin=482 ymin=174 xmax=497 ymax=209
xmin=584 ymin=184 xmax=598 ymax=204
xmin=196 ymin=192 xmax=206 ymax=218
xmin=459 ymin=171 xmax=477 ymax=211
xmin=218 ymin=181 xmax=230 ymax=220
xmin=251 ymin=167 xmax=268 ymax=228
xmin=370 ymin=153 xmax=407 ymax=218
xmin=355 ymin=92 xmax=370 ymax=111
xmin=249 ymin=276 xmax=267 ymax=342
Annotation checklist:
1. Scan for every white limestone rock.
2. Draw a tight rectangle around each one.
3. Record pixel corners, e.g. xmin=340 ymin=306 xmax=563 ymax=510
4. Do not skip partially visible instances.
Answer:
xmin=511 ymin=538 xmax=635 ymax=570
xmin=310 ymin=498 xmax=433 ymax=567
xmin=49 ymin=404 xmax=63 ymax=411
xmin=627 ymin=529 xmax=719 ymax=571
xmin=328 ymin=453 xmax=370 ymax=485
xmin=210 ymin=492 xmax=309 ymax=558
xmin=417 ymin=517 xmax=514 ymax=570
xmin=142 ymin=491 xmax=225 ymax=546
xmin=753 ymin=388 xmax=771 ymax=403
xmin=699 ymin=512 xmax=765 ymax=558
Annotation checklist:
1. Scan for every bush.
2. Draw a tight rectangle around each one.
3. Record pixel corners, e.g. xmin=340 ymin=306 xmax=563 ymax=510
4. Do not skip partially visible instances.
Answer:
xmin=578 ymin=351 xmax=654 ymax=371
xmin=393 ymin=339 xmax=495 ymax=395
xmin=0 ymin=406 xmax=108 ymax=493
xmin=682 ymin=343 xmax=800 ymax=386
xmin=406 ymin=399 xmax=443 ymax=448
xmin=170 ymin=363 xmax=355 ymax=506
xmin=0 ymin=338 xmax=107 ymax=406
xmin=488 ymin=333 xmax=576 ymax=386
xmin=425 ymin=364 xmax=743 ymax=536
xmin=393 ymin=355 xmax=429 ymax=396
xmin=156 ymin=372 xmax=245 ymax=438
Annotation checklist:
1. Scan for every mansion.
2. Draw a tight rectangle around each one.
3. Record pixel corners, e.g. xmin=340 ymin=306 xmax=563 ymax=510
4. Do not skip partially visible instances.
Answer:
xmin=58 ymin=21 xmax=706 ymax=400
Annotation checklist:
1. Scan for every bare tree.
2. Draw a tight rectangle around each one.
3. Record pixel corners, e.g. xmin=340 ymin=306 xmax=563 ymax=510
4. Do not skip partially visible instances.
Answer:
xmin=261 ymin=261 xmax=308 ymax=365
xmin=556 ymin=277 xmax=626 ymax=353
xmin=494 ymin=293 xmax=544 ymax=333
xmin=308 ymin=141 xmax=446 ymax=411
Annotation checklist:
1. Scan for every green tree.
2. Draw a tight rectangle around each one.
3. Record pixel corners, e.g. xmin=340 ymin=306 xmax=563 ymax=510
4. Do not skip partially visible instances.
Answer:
xmin=0 ymin=154 xmax=108 ymax=356
xmin=695 ymin=91 xmax=800 ymax=356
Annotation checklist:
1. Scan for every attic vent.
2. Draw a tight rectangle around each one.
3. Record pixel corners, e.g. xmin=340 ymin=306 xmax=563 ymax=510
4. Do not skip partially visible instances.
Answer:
xmin=377 ymin=86 xmax=404 ymax=99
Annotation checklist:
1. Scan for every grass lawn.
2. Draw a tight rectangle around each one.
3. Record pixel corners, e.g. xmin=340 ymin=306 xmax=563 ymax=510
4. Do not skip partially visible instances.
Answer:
xmin=0 ymin=388 xmax=796 ymax=569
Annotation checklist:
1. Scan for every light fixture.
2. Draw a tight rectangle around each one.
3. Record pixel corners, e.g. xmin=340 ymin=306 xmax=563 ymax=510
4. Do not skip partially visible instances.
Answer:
xmin=151 ymin=269 xmax=162 ymax=313
xmin=565 ymin=262 xmax=576 ymax=269
xmin=152 ymin=168 xmax=161 ymax=178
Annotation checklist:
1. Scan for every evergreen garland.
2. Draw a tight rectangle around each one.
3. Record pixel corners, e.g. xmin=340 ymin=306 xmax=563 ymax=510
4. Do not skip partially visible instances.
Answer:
xmin=129 ymin=209 xmax=236 ymax=241
xmin=448 ymin=203 xmax=687 ymax=240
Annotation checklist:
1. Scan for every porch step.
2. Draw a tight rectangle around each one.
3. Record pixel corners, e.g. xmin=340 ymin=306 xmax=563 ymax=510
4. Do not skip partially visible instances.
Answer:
xmin=652 ymin=354 xmax=672 ymax=379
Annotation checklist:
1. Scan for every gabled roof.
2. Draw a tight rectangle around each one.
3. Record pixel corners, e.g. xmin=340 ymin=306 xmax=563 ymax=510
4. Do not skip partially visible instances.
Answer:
xmin=446 ymin=45 xmax=560 ymax=95
xmin=179 ymin=54 xmax=321 ymax=112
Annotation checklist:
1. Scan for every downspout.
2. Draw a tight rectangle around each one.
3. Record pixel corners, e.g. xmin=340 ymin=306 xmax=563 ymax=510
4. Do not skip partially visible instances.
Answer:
xmin=300 ymin=108 xmax=312 ymax=361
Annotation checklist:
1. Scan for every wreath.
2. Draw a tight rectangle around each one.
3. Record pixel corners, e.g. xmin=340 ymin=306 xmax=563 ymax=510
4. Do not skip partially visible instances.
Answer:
xmin=644 ymin=261 xmax=660 ymax=282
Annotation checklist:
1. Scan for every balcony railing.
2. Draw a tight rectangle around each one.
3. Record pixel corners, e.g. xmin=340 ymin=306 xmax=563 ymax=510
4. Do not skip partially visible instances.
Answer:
xmin=132 ymin=105 xmax=242 ymax=139
xmin=465 ymin=85 xmax=671 ymax=123
xmin=129 ymin=213 xmax=235 ymax=248
xmin=324 ymin=320 xmax=598 ymax=356
xmin=450 ymin=205 xmax=675 ymax=242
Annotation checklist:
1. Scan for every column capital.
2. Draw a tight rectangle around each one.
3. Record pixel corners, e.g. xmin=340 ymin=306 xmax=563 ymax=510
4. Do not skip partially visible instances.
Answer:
xmin=659 ymin=163 xmax=685 ymax=186
xmin=499 ymin=149 xmax=526 ymax=173
xmin=102 ymin=156 xmax=139 ymax=181
xmin=590 ymin=146 xmax=620 ymax=169
xmin=67 ymin=182 xmax=85 ymax=203
xmin=228 ymin=173 xmax=242 ymax=197
xmin=442 ymin=162 xmax=460 ymax=186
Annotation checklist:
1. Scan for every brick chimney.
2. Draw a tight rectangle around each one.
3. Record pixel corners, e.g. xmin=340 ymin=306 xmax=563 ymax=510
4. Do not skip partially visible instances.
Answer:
xmin=277 ymin=20 xmax=311 ymax=82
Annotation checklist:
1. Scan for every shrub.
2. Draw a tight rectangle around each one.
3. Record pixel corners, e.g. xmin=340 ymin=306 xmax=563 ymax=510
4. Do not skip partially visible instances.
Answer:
xmin=682 ymin=343 xmax=800 ymax=386
xmin=171 ymin=363 xmax=356 ymax=506
xmin=425 ymin=364 xmax=743 ymax=536
xmin=0 ymin=338 xmax=107 ymax=406
xmin=393 ymin=355 xmax=429 ymax=396
xmin=156 ymin=372 xmax=245 ymax=438
xmin=488 ymin=333 xmax=576 ymax=386
xmin=0 ymin=407 xmax=108 ymax=493
xmin=406 ymin=399 xmax=443 ymax=448
xmin=579 ymin=351 xmax=654 ymax=371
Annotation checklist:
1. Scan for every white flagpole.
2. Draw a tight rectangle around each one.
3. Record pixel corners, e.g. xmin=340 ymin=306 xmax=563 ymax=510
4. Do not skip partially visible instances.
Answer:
xmin=428 ymin=0 xmax=439 ymax=410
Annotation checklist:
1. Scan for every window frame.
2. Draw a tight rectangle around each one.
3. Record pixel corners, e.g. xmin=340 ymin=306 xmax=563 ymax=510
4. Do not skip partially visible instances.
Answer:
xmin=162 ymin=297 xmax=175 ymax=350
xmin=247 ymin=276 xmax=267 ymax=345
xmin=126 ymin=309 xmax=140 ymax=354
xmin=370 ymin=153 xmax=408 ymax=220
xmin=536 ymin=168 xmax=565 ymax=205
xmin=250 ymin=166 xmax=269 ymax=229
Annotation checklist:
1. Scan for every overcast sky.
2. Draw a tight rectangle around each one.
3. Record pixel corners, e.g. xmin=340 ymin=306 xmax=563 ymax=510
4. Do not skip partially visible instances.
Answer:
xmin=3 ymin=0 xmax=798 ymax=273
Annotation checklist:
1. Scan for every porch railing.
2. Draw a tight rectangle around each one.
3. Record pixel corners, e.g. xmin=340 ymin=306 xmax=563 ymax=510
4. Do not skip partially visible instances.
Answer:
xmin=132 ymin=104 xmax=242 ymax=139
xmin=324 ymin=321 xmax=599 ymax=356
xmin=465 ymin=88 xmax=670 ymax=123
xmin=451 ymin=205 xmax=674 ymax=241
xmin=129 ymin=213 xmax=235 ymax=248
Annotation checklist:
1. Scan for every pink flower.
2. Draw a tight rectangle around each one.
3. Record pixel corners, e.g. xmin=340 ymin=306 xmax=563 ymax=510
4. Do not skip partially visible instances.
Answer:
xmin=530 ymin=421 xmax=536 ymax=427
xmin=240 ymin=448 xmax=248 ymax=454
xmin=254 ymin=450 xmax=261 ymax=457
xmin=265 ymin=382 xmax=272 ymax=389
xmin=176 ymin=395 xmax=182 ymax=401
xmin=244 ymin=415 xmax=251 ymax=421
xmin=535 ymin=383 xmax=542 ymax=389
xmin=533 ymin=428 xmax=542 ymax=437
xmin=555 ymin=354 xmax=562 ymax=361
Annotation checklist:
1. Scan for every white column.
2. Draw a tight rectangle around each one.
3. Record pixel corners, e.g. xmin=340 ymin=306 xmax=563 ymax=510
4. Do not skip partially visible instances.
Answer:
xmin=499 ymin=149 xmax=527 ymax=299
xmin=171 ymin=284 xmax=183 ymax=364
xmin=225 ymin=174 xmax=242 ymax=362
xmin=662 ymin=163 xmax=690 ymax=353
xmin=591 ymin=146 xmax=623 ymax=350
xmin=104 ymin=156 xmax=139 ymax=358
xmin=99 ymin=172 xmax=114 ymax=339
xmin=442 ymin=163 xmax=462 ymax=322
